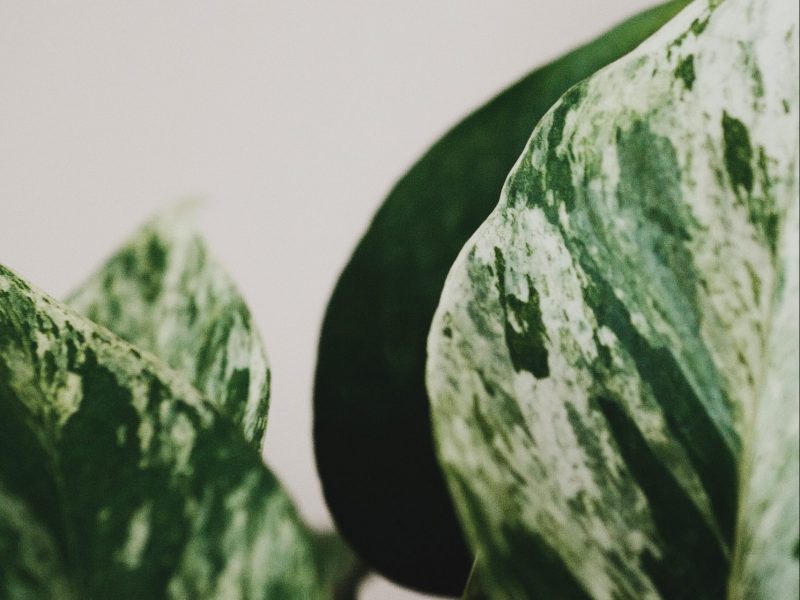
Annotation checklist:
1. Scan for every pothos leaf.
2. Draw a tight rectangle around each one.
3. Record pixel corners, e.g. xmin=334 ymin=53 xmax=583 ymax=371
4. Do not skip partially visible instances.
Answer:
xmin=426 ymin=0 xmax=798 ymax=597
xmin=0 ymin=265 xmax=329 ymax=599
xmin=67 ymin=206 xmax=270 ymax=450
xmin=313 ymin=1 xmax=690 ymax=594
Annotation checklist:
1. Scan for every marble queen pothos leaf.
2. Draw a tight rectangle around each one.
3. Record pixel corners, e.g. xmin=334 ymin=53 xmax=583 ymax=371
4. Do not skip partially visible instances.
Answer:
xmin=427 ymin=0 xmax=798 ymax=597
xmin=67 ymin=206 xmax=270 ymax=450
xmin=313 ymin=1 xmax=690 ymax=594
xmin=0 ymin=265 xmax=333 ymax=599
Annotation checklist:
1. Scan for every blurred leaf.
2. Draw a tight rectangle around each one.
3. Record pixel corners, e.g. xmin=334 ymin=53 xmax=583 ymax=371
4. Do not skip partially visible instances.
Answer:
xmin=314 ymin=0 xmax=690 ymax=594
xmin=0 ymin=264 xmax=333 ymax=599
xmin=426 ymin=0 xmax=798 ymax=597
xmin=68 ymin=205 xmax=270 ymax=450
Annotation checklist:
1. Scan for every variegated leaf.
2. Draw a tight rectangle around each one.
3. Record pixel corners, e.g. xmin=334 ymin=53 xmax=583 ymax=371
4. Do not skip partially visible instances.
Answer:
xmin=426 ymin=0 xmax=798 ymax=597
xmin=313 ymin=2 xmax=689 ymax=594
xmin=67 ymin=206 xmax=270 ymax=450
xmin=0 ymin=265 xmax=330 ymax=599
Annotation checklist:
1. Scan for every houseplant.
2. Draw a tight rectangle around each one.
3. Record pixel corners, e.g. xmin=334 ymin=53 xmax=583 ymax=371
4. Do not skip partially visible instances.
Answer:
xmin=1 ymin=0 xmax=796 ymax=597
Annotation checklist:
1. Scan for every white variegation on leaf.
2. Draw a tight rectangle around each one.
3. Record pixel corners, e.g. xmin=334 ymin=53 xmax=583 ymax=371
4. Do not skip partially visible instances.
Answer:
xmin=426 ymin=0 xmax=798 ymax=597
xmin=0 ymin=263 xmax=337 ymax=599
xmin=68 ymin=205 xmax=270 ymax=450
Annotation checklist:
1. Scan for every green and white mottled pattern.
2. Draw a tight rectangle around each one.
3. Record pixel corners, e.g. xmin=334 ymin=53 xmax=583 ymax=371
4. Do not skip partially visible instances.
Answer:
xmin=426 ymin=0 xmax=798 ymax=597
xmin=0 ymin=265 xmax=326 ymax=599
xmin=729 ymin=149 xmax=799 ymax=597
xmin=68 ymin=206 xmax=270 ymax=450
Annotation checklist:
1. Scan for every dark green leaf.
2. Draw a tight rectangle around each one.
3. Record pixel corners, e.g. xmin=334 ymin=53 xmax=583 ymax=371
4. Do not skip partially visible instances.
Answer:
xmin=314 ymin=1 xmax=690 ymax=594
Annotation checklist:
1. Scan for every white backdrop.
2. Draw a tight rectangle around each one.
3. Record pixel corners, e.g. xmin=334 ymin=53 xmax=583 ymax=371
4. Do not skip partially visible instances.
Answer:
xmin=0 ymin=1 xmax=661 ymax=597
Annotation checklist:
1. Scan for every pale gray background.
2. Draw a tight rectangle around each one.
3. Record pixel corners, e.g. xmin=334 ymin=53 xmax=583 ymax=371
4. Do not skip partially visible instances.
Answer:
xmin=0 ymin=1 xmax=660 ymax=597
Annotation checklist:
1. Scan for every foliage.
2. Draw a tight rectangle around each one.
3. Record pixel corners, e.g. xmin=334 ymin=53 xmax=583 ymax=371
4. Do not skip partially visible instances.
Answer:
xmin=313 ymin=1 xmax=690 ymax=594
xmin=426 ymin=0 xmax=798 ymax=597
xmin=1 ymin=0 xmax=797 ymax=598
xmin=0 ymin=212 xmax=356 ymax=599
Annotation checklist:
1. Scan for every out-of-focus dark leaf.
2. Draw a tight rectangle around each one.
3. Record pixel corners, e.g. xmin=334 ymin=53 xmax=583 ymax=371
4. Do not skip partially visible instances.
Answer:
xmin=313 ymin=1 xmax=690 ymax=594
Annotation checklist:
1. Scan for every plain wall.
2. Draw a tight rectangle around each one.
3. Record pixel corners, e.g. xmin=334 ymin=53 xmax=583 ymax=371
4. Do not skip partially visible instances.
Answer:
xmin=0 ymin=1 xmax=662 ymax=597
